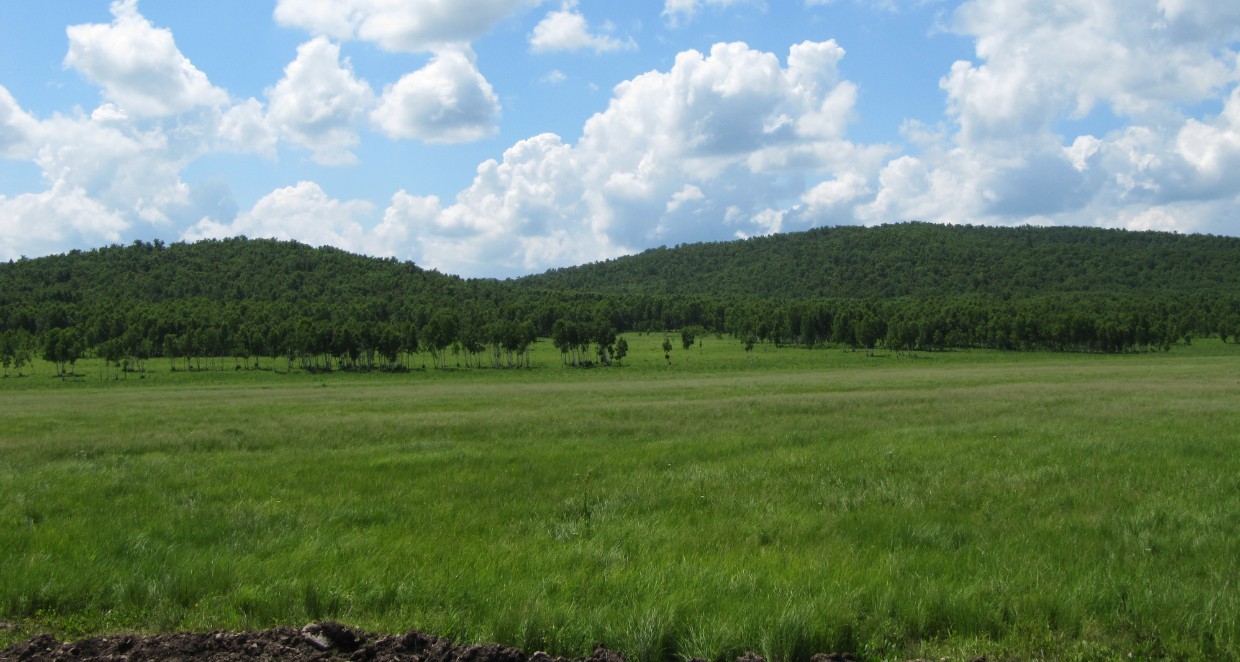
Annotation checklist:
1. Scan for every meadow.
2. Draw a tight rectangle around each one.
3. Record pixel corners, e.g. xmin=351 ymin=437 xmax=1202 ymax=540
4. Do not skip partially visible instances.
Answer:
xmin=1 ymin=336 xmax=1237 ymax=660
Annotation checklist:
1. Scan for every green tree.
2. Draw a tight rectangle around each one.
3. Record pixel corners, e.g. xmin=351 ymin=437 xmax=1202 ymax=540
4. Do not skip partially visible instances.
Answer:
xmin=12 ymin=330 xmax=33 ymax=377
xmin=0 ymin=330 xmax=13 ymax=378
xmin=613 ymin=336 xmax=629 ymax=366
xmin=551 ymin=318 xmax=575 ymax=366
xmin=43 ymin=327 xmax=84 ymax=378
xmin=680 ymin=326 xmax=696 ymax=352
xmin=422 ymin=310 xmax=457 ymax=369
xmin=594 ymin=322 xmax=617 ymax=365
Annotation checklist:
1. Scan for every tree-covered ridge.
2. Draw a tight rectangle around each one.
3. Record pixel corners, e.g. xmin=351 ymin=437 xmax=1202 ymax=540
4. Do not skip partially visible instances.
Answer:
xmin=0 ymin=237 xmax=467 ymax=310
xmin=1 ymin=227 xmax=1238 ymax=379
xmin=517 ymin=223 xmax=1240 ymax=298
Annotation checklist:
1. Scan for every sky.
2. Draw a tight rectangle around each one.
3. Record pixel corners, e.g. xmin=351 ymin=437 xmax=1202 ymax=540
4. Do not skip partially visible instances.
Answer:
xmin=1 ymin=1 xmax=1238 ymax=278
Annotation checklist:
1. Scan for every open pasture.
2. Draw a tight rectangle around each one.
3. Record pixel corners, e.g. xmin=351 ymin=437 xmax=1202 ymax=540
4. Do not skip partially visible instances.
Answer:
xmin=1 ymin=339 xmax=1238 ymax=660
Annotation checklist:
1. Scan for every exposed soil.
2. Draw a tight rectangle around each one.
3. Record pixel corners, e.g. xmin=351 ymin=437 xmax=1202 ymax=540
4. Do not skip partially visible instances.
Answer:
xmin=0 ymin=623 xmax=889 ymax=662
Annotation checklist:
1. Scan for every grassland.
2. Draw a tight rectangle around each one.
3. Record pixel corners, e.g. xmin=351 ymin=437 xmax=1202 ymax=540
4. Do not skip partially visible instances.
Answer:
xmin=1 ymin=337 xmax=1238 ymax=661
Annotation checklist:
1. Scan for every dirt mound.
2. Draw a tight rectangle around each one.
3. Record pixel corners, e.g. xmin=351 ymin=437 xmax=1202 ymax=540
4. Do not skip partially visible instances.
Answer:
xmin=0 ymin=623 xmax=889 ymax=662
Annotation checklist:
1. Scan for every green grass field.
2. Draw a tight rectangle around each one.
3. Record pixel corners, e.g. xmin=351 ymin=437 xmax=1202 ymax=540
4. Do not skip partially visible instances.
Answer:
xmin=1 ymin=337 xmax=1238 ymax=660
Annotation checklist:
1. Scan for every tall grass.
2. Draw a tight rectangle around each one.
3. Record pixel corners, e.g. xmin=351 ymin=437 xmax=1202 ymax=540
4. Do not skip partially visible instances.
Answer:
xmin=1 ymin=339 xmax=1237 ymax=660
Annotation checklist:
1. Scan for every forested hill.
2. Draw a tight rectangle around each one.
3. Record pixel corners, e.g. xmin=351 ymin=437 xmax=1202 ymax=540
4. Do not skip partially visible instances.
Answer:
xmin=0 ymin=237 xmax=468 ymax=311
xmin=5 ymin=224 xmax=1237 ymax=314
xmin=517 ymin=223 xmax=1240 ymax=298
xmin=2 ymin=227 xmax=1239 ymax=370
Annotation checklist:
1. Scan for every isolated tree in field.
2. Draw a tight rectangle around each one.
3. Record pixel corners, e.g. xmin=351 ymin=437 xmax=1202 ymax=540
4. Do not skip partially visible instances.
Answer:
xmin=681 ymin=327 xmax=696 ymax=352
xmin=662 ymin=336 xmax=673 ymax=365
xmin=613 ymin=336 xmax=628 ymax=365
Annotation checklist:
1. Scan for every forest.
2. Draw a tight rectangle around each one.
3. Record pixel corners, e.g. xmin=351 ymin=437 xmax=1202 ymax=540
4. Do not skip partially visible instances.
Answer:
xmin=2 ymin=223 xmax=1239 ymax=378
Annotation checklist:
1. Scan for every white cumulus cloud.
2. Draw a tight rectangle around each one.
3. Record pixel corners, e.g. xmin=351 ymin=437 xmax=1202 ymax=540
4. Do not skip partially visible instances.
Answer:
xmin=64 ymin=0 xmax=228 ymax=117
xmin=383 ymin=40 xmax=875 ymax=277
xmin=802 ymin=171 xmax=871 ymax=217
xmin=184 ymin=181 xmax=376 ymax=252
xmin=215 ymin=98 xmax=278 ymax=159
xmin=862 ymin=0 xmax=1240 ymax=237
xmin=371 ymin=48 xmax=501 ymax=143
xmin=273 ymin=0 xmax=540 ymax=52
xmin=1176 ymin=87 xmax=1240 ymax=188
xmin=0 ymin=183 xmax=130 ymax=260
xmin=0 ymin=1 xmax=280 ymax=259
xmin=0 ymin=85 xmax=38 ymax=159
xmin=530 ymin=2 xmax=636 ymax=54
xmin=266 ymin=37 xmax=375 ymax=165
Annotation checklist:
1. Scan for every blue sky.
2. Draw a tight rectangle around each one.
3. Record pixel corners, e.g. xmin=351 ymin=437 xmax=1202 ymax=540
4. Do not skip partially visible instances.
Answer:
xmin=1 ymin=1 xmax=1238 ymax=277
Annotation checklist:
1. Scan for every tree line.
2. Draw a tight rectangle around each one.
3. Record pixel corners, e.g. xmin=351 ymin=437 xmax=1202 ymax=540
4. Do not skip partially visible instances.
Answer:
xmin=2 ymin=233 xmax=1237 ymax=379
xmin=518 ymin=222 xmax=1240 ymax=300
xmin=2 ymin=291 xmax=1231 ymax=380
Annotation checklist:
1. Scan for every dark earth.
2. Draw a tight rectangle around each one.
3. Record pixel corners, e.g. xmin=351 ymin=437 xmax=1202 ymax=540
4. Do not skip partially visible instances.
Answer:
xmin=0 ymin=622 xmax=974 ymax=662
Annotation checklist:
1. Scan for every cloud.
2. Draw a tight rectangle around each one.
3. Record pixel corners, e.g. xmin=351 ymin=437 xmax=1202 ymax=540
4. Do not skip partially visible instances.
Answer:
xmin=64 ymin=0 xmax=228 ymax=117
xmin=0 ymin=183 xmax=129 ymax=261
xmin=373 ymin=191 xmax=443 ymax=251
xmin=1177 ymin=87 xmax=1240 ymax=188
xmin=530 ymin=2 xmax=636 ymax=54
xmin=184 ymin=181 xmax=376 ymax=252
xmin=859 ymin=0 xmax=1240 ymax=237
xmin=272 ymin=4 xmax=516 ymax=149
xmin=384 ymin=40 xmax=873 ymax=277
xmin=943 ymin=0 xmax=1240 ymax=142
xmin=803 ymin=0 xmax=918 ymax=10
xmin=265 ymin=37 xmax=374 ymax=165
xmin=29 ymin=111 xmax=197 ymax=225
xmin=666 ymin=184 xmax=705 ymax=213
xmin=0 ymin=85 xmax=38 ymax=159
xmin=540 ymin=70 xmax=568 ymax=85
xmin=273 ymin=0 xmax=539 ymax=52
xmin=0 ymin=83 xmax=239 ymax=257
xmin=371 ymin=48 xmax=501 ymax=143
xmin=662 ymin=0 xmax=762 ymax=27
xmin=0 ymin=0 xmax=267 ymax=259
xmin=215 ymin=98 xmax=278 ymax=159
xmin=801 ymin=170 xmax=870 ymax=217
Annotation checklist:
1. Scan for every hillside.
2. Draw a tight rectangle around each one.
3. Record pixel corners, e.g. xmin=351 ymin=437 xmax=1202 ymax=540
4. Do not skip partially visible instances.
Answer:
xmin=2 ymin=225 xmax=1239 ymax=369
xmin=5 ymin=224 xmax=1237 ymax=314
xmin=0 ymin=237 xmax=469 ymax=311
xmin=517 ymin=223 xmax=1240 ymax=298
